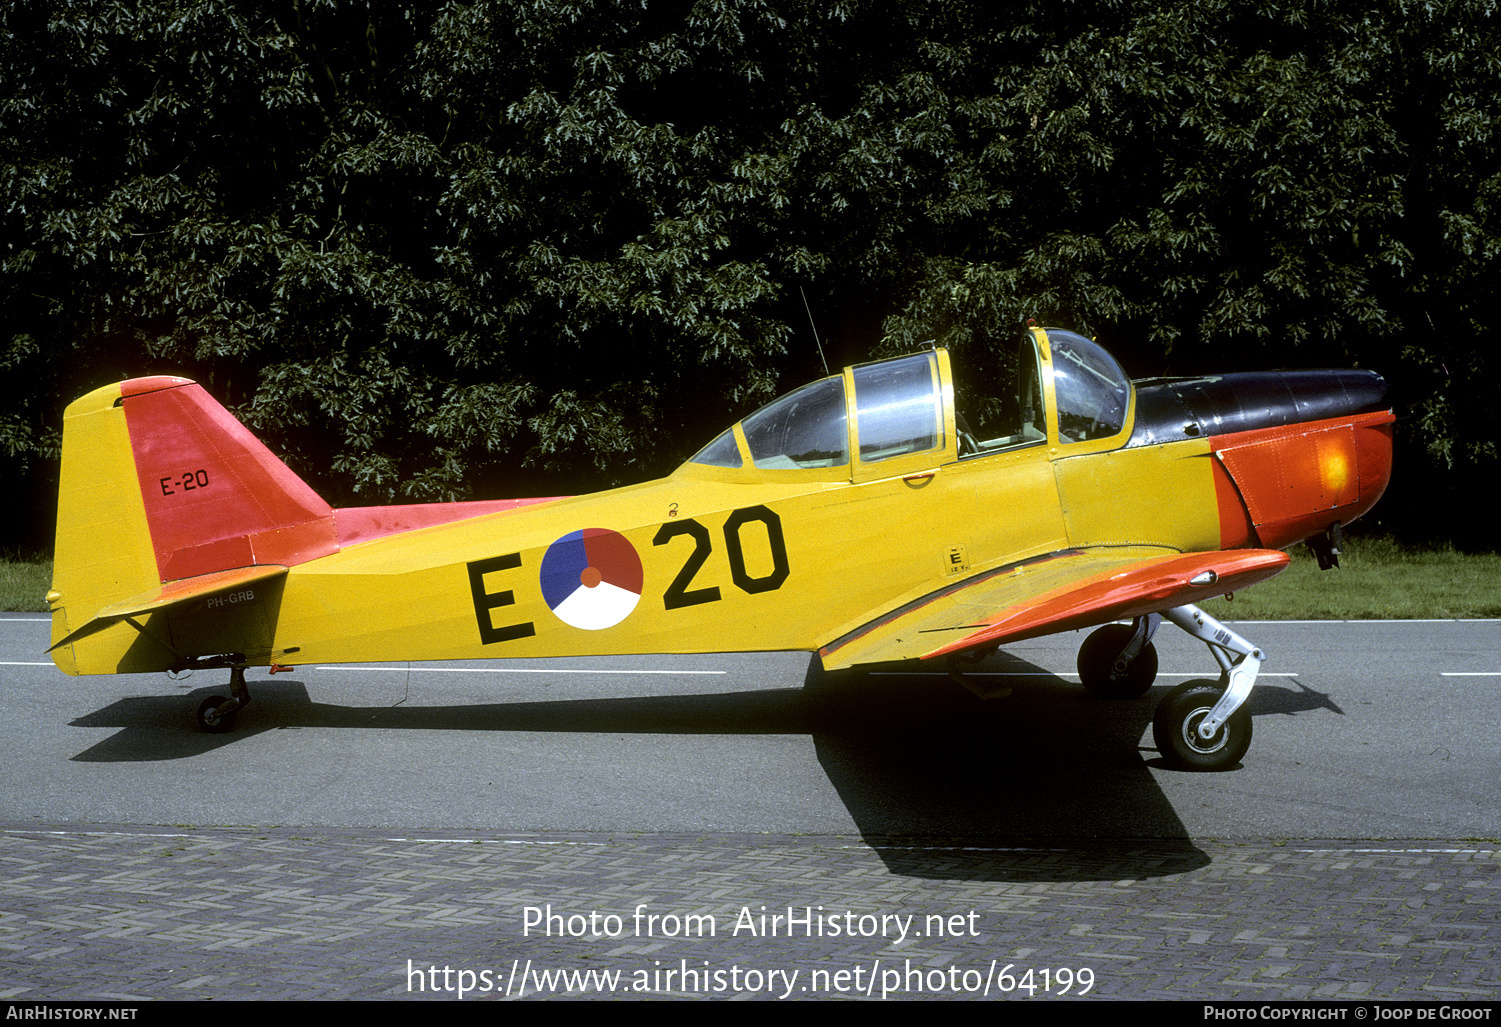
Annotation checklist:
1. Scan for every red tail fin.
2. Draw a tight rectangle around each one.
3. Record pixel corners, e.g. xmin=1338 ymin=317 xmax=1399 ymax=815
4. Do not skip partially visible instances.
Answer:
xmin=121 ymin=376 xmax=337 ymax=580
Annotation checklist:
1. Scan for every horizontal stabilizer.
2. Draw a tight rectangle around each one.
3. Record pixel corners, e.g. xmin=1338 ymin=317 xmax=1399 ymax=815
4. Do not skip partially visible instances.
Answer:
xmin=48 ymin=564 xmax=288 ymax=654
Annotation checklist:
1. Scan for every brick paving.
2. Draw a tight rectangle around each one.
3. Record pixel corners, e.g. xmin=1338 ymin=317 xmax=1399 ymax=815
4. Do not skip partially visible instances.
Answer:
xmin=0 ymin=826 xmax=1497 ymax=1001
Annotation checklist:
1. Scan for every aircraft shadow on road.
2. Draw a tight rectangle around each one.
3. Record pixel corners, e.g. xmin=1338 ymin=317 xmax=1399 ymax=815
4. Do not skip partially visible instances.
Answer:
xmin=801 ymin=654 xmax=1209 ymax=880
xmin=64 ymin=652 xmax=1340 ymax=882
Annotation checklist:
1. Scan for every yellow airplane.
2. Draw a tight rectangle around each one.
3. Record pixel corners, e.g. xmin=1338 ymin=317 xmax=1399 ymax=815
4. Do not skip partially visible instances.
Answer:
xmin=45 ymin=324 xmax=1394 ymax=770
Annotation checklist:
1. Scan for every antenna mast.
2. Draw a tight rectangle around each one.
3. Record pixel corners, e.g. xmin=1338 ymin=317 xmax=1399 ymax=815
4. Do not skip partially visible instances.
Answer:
xmin=800 ymin=287 xmax=830 ymax=376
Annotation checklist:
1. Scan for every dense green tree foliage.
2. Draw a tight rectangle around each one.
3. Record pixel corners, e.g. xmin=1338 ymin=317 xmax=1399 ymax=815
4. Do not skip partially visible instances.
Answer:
xmin=2 ymin=0 xmax=1497 ymax=546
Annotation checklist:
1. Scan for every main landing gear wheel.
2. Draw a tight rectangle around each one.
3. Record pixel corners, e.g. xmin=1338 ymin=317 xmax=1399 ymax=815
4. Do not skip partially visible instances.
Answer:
xmin=1152 ymin=680 xmax=1253 ymax=771
xmin=196 ymin=695 xmax=237 ymax=734
xmin=1077 ymin=623 xmax=1158 ymax=699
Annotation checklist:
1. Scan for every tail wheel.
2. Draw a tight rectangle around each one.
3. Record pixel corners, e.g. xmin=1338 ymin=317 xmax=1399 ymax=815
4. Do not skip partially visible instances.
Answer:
xmin=196 ymin=696 xmax=237 ymax=734
xmin=1152 ymin=681 xmax=1252 ymax=771
xmin=1077 ymin=623 xmax=1157 ymax=699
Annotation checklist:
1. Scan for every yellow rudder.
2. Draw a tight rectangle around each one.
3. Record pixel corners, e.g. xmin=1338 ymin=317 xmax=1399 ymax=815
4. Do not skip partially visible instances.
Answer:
xmin=47 ymin=382 xmax=162 ymax=675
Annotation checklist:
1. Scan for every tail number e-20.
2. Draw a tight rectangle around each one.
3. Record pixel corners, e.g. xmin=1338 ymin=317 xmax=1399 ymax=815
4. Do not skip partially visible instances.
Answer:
xmin=652 ymin=505 xmax=790 ymax=610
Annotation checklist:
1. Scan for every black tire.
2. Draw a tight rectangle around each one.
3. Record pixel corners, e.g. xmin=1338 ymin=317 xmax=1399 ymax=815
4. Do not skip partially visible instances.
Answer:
xmin=1152 ymin=681 xmax=1252 ymax=771
xmin=1077 ymin=624 xmax=1158 ymax=699
xmin=196 ymin=696 xmax=237 ymax=734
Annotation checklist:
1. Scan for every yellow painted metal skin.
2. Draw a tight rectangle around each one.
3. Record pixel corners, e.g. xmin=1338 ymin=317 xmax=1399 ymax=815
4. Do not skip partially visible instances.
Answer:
xmin=274 ymin=446 xmax=1075 ymax=668
xmin=1054 ymin=441 xmax=1219 ymax=552
xmin=48 ymin=382 xmax=162 ymax=676
xmin=49 ymin=327 xmax=1231 ymax=676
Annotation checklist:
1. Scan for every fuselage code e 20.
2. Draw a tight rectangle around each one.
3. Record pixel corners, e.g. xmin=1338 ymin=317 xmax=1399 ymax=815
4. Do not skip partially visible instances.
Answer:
xmin=466 ymin=505 xmax=790 ymax=644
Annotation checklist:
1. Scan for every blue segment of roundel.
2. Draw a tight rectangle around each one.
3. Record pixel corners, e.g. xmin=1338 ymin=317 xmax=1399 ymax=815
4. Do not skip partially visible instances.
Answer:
xmin=540 ymin=531 xmax=590 ymax=609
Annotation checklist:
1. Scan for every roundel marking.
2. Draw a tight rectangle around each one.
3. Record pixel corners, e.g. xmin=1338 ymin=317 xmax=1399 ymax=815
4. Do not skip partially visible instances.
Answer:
xmin=539 ymin=528 xmax=644 ymax=630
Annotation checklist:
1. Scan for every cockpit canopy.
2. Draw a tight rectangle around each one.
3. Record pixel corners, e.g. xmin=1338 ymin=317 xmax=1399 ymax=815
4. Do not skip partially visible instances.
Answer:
xmin=1048 ymin=329 xmax=1131 ymax=443
xmin=690 ymin=350 xmax=945 ymax=473
xmin=686 ymin=327 xmax=1132 ymax=479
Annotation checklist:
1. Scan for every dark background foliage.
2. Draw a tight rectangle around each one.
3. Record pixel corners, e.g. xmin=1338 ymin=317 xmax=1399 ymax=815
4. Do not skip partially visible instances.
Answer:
xmin=3 ymin=0 xmax=1496 ymax=549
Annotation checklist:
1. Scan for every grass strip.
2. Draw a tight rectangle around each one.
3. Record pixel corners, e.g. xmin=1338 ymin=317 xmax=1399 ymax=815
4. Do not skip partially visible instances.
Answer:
xmin=1201 ymin=536 xmax=1501 ymax=621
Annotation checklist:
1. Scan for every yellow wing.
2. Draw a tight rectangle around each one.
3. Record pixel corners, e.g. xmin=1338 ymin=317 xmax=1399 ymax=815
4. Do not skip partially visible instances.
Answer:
xmin=817 ymin=547 xmax=1290 ymax=670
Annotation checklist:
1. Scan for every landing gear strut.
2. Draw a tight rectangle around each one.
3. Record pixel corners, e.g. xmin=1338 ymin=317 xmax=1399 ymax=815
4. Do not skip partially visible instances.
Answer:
xmin=195 ymin=666 xmax=251 ymax=734
xmin=1077 ymin=604 xmax=1265 ymax=771
xmin=1152 ymin=605 xmax=1262 ymax=771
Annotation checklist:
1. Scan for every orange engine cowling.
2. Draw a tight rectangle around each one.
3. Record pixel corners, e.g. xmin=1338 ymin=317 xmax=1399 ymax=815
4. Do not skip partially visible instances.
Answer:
xmin=1129 ymin=368 xmax=1394 ymax=551
xmin=1210 ymin=410 xmax=1396 ymax=550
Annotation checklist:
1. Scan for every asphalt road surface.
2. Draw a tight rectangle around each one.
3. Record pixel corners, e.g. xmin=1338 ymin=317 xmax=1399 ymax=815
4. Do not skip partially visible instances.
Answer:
xmin=1 ymin=614 xmax=1497 ymax=1001
xmin=3 ymin=616 xmax=1498 ymax=838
